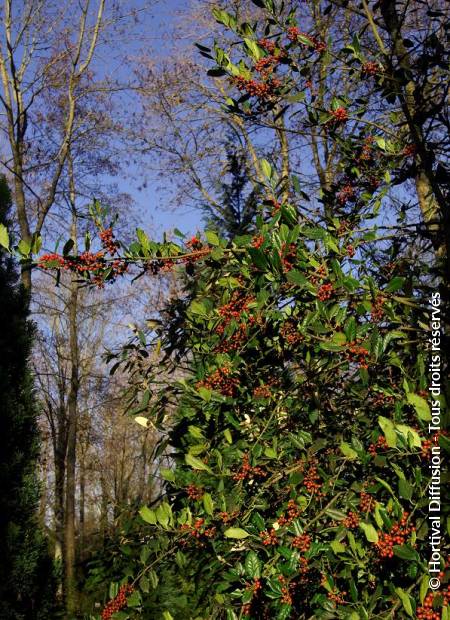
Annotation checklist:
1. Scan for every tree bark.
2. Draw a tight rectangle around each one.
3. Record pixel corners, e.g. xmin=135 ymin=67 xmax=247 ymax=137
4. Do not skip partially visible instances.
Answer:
xmin=64 ymin=208 xmax=80 ymax=615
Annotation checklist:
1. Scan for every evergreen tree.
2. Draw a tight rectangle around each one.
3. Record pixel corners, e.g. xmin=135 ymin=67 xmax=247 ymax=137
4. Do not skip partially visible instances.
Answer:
xmin=201 ymin=145 xmax=259 ymax=238
xmin=0 ymin=176 xmax=56 ymax=619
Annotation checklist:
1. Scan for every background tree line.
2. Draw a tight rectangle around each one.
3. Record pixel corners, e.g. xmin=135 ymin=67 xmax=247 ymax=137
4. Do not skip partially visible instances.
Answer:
xmin=0 ymin=0 xmax=448 ymax=617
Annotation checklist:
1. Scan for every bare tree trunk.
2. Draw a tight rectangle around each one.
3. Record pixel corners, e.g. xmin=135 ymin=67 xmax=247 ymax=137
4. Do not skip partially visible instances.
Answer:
xmin=64 ymin=202 xmax=80 ymax=615
xmin=367 ymin=0 xmax=449 ymax=286
xmin=79 ymin=450 xmax=86 ymax=559
xmin=54 ymin=424 xmax=66 ymax=565
xmin=100 ymin=474 xmax=109 ymax=544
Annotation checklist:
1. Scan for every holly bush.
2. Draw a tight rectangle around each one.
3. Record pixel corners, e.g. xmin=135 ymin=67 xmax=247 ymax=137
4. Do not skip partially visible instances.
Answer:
xmin=90 ymin=191 xmax=449 ymax=619
xmin=30 ymin=3 xmax=450 ymax=619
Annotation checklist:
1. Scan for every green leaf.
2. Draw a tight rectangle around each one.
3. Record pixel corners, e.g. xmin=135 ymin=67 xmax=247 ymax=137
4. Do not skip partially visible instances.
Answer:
xmin=244 ymin=38 xmax=262 ymax=60
xmin=203 ymin=493 xmax=214 ymax=515
xmin=163 ymin=612 xmax=174 ymax=620
xmin=340 ymin=442 xmax=358 ymax=460
xmin=325 ymin=509 xmax=347 ymax=521
xmin=396 ymin=424 xmax=421 ymax=448
xmin=0 ymin=224 xmax=10 ymax=250
xmin=127 ymin=590 xmax=141 ymax=608
xmin=139 ymin=506 xmax=157 ymax=525
xmin=330 ymin=540 xmax=347 ymax=554
xmin=359 ymin=522 xmax=379 ymax=543
xmin=286 ymin=270 xmax=308 ymax=287
xmin=406 ymin=393 xmax=431 ymax=421
xmin=149 ymin=569 xmax=159 ymax=589
xmin=384 ymin=276 xmax=405 ymax=293
xmin=18 ymin=239 xmax=31 ymax=257
xmin=244 ymin=551 xmax=261 ymax=578
xmin=224 ymin=527 xmax=249 ymax=539
xmin=160 ymin=468 xmax=175 ymax=482
xmin=205 ymin=230 xmax=220 ymax=246
xmin=139 ymin=575 xmax=149 ymax=593
xmin=189 ymin=300 xmax=207 ymax=316
xmin=156 ymin=503 xmax=171 ymax=528
xmin=395 ymin=588 xmax=414 ymax=617
xmin=185 ymin=453 xmax=211 ymax=472
xmin=136 ymin=227 xmax=150 ymax=251
xmin=260 ymin=159 xmax=273 ymax=179
xmin=188 ymin=425 xmax=205 ymax=439
xmin=393 ymin=545 xmax=419 ymax=561
xmin=398 ymin=478 xmax=413 ymax=501
xmin=264 ymin=446 xmax=277 ymax=459
xmin=419 ymin=574 xmax=429 ymax=604
xmin=378 ymin=416 xmax=397 ymax=447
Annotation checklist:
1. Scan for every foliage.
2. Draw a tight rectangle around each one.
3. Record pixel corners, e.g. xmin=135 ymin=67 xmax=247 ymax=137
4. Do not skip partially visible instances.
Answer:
xmin=15 ymin=2 xmax=449 ymax=619
xmin=0 ymin=176 xmax=57 ymax=619
xmin=201 ymin=144 xmax=260 ymax=238
xmin=89 ymin=183 xmax=449 ymax=618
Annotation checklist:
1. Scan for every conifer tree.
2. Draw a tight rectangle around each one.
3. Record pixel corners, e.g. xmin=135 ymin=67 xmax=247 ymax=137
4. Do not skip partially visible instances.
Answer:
xmin=201 ymin=145 xmax=259 ymax=238
xmin=0 ymin=176 xmax=56 ymax=619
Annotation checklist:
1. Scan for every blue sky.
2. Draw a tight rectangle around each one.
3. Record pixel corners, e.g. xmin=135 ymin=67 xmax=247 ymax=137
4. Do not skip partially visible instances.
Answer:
xmin=111 ymin=0 xmax=205 ymax=240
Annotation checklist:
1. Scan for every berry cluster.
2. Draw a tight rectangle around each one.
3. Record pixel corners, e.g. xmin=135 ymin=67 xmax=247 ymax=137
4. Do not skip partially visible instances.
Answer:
xmin=99 ymin=227 xmax=118 ymax=255
xmin=375 ymin=512 xmax=414 ymax=559
xmin=327 ymin=588 xmax=347 ymax=606
xmin=292 ymin=533 xmax=311 ymax=552
xmin=252 ymin=234 xmax=264 ymax=249
xmin=286 ymin=27 xmax=326 ymax=53
xmin=359 ymin=491 xmax=375 ymax=513
xmin=346 ymin=244 xmax=355 ymax=258
xmin=362 ymin=61 xmax=382 ymax=76
xmin=215 ymin=293 xmax=255 ymax=352
xmin=186 ymin=484 xmax=204 ymax=500
xmin=253 ymin=46 xmax=286 ymax=79
xmin=278 ymin=499 xmax=302 ymax=526
xmin=232 ymin=453 xmax=267 ymax=481
xmin=329 ymin=107 xmax=348 ymax=124
xmin=416 ymin=586 xmax=450 ymax=620
xmin=280 ymin=320 xmax=303 ymax=345
xmin=101 ymin=584 xmax=134 ymax=620
xmin=337 ymin=183 xmax=356 ymax=205
xmin=371 ymin=391 xmax=394 ymax=408
xmin=358 ymin=136 xmax=374 ymax=163
xmin=403 ymin=143 xmax=417 ymax=157
xmin=343 ymin=511 xmax=359 ymax=529
xmin=266 ymin=196 xmax=282 ymax=215
xmin=279 ymin=242 xmax=297 ymax=272
xmin=180 ymin=518 xmax=216 ymax=543
xmin=245 ymin=578 xmax=262 ymax=595
xmin=185 ymin=236 xmax=203 ymax=250
xmin=217 ymin=292 xmax=255 ymax=326
xmin=196 ymin=365 xmax=238 ymax=396
xmin=259 ymin=528 xmax=278 ymax=546
xmin=368 ymin=435 xmax=389 ymax=457
xmin=278 ymin=575 xmax=293 ymax=605
xmin=258 ymin=38 xmax=276 ymax=54
xmin=302 ymin=462 xmax=324 ymax=496
xmin=253 ymin=384 xmax=272 ymax=399
xmin=371 ymin=296 xmax=385 ymax=322
xmin=233 ymin=76 xmax=282 ymax=101
xmin=422 ymin=431 xmax=448 ymax=459
xmin=214 ymin=329 xmax=247 ymax=353
xmin=345 ymin=342 xmax=370 ymax=369
xmin=337 ymin=219 xmax=352 ymax=235
xmin=219 ymin=510 xmax=239 ymax=523
xmin=38 ymin=253 xmax=67 ymax=269
xmin=317 ymin=282 xmax=333 ymax=301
